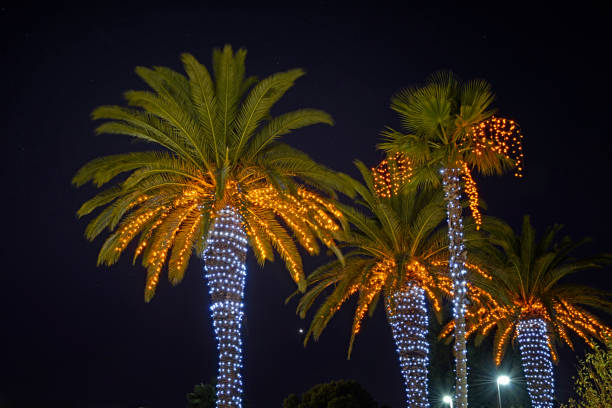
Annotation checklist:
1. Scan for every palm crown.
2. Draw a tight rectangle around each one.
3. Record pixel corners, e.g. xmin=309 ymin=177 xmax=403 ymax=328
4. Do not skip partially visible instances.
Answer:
xmin=456 ymin=216 xmax=612 ymax=365
xmin=295 ymin=162 xmax=450 ymax=355
xmin=73 ymin=45 xmax=346 ymax=300
xmin=379 ymin=72 xmax=524 ymax=227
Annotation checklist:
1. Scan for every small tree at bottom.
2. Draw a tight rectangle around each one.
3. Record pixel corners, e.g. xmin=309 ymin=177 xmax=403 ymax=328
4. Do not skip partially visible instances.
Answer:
xmin=562 ymin=341 xmax=612 ymax=408
xmin=283 ymin=380 xmax=379 ymax=408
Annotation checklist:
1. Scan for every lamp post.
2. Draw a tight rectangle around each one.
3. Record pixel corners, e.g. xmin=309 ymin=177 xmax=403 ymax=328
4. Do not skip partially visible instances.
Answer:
xmin=443 ymin=395 xmax=453 ymax=408
xmin=496 ymin=375 xmax=510 ymax=408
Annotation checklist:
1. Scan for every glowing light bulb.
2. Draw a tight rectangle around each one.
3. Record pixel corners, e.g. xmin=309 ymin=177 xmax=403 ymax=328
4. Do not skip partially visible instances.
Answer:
xmin=497 ymin=375 xmax=510 ymax=385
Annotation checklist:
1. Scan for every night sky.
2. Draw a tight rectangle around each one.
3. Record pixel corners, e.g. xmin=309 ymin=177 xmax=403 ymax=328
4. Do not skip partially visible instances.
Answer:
xmin=2 ymin=2 xmax=612 ymax=407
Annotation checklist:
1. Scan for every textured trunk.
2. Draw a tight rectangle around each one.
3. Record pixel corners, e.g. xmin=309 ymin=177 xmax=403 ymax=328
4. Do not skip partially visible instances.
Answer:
xmin=517 ymin=318 xmax=555 ymax=408
xmin=204 ymin=206 xmax=248 ymax=408
xmin=386 ymin=284 xmax=430 ymax=408
xmin=441 ymin=168 xmax=468 ymax=408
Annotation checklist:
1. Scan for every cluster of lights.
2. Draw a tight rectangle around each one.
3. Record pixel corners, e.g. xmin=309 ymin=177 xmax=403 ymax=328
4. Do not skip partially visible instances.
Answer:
xmin=386 ymin=284 xmax=430 ymax=408
xmin=468 ymin=116 xmax=525 ymax=178
xmin=516 ymin=318 xmax=554 ymax=408
xmin=203 ymin=206 xmax=248 ymax=408
xmin=440 ymin=167 xmax=469 ymax=408
xmin=372 ymin=152 xmax=413 ymax=198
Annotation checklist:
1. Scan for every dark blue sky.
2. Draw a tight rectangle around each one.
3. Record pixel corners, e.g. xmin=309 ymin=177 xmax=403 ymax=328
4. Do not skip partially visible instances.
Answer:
xmin=2 ymin=2 xmax=611 ymax=407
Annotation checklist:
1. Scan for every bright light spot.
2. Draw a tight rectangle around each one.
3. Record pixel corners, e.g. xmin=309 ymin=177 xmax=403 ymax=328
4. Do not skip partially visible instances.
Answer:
xmin=443 ymin=395 xmax=452 ymax=404
xmin=298 ymin=328 xmax=304 ymax=334
xmin=497 ymin=375 xmax=510 ymax=385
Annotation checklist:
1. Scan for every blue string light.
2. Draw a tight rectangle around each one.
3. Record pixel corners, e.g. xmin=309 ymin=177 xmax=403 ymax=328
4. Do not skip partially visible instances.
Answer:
xmin=204 ymin=206 xmax=248 ymax=408
xmin=517 ymin=318 xmax=555 ymax=408
xmin=441 ymin=167 xmax=469 ymax=408
xmin=387 ymin=284 xmax=431 ymax=408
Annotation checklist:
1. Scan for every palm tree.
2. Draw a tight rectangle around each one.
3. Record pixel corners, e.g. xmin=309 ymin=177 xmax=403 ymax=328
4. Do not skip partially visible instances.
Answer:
xmin=73 ymin=45 xmax=347 ymax=408
xmin=447 ymin=216 xmax=612 ymax=408
xmin=294 ymin=160 xmax=452 ymax=408
xmin=379 ymin=72 xmax=525 ymax=408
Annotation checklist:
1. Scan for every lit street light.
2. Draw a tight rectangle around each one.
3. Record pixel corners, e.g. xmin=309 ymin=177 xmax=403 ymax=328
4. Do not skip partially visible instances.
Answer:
xmin=496 ymin=375 xmax=511 ymax=408
xmin=442 ymin=395 xmax=453 ymax=408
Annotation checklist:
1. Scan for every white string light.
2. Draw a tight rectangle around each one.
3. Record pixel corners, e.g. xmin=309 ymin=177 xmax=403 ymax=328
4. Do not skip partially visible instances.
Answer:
xmin=441 ymin=167 xmax=468 ymax=408
xmin=204 ymin=206 xmax=248 ymax=408
xmin=386 ymin=284 xmax=430 ymax=408
xmin=517 ymin=318 xmax=555 ymax=408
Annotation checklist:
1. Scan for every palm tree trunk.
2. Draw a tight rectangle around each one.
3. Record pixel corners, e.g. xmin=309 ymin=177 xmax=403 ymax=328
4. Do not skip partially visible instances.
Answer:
xmin=386 ymin=283 xmax=430 ymax=408
xmin=441 ymin=168 xmax=468 ymax=408
xmin=204 ymin=205 xmax=248 ymax=408
xmin=517 ymin=318 xmax=555 ymax=408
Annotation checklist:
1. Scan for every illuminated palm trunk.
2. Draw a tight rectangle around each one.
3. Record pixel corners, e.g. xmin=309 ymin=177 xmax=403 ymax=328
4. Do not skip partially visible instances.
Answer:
xmin=386 ymin=284 xmax=430 ymax=408
xmin=441 ymin=168 xmax=468 ymax=408
xmin=517 ymin=318 xmax=555 ymax=408
xmin=203 ymin=206 xmax=248 ymax=408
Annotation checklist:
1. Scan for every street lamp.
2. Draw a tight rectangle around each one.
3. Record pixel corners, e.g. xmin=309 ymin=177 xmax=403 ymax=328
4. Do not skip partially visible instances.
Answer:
xmin=442 ymin=395 xmax=453 ymax=408
xmin=496 ymin=375 xmax=510 ymax=408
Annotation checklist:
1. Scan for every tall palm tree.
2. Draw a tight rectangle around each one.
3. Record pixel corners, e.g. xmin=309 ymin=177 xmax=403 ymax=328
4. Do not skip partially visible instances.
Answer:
xmin=73 ymin=45 xmax=347 ymax=408
xmin=294 ymin=160 xmax=452 ymax=408
xmin=379 ymin=72 xmax=525 ymax=408
xmin=445 ymin=216 xmax=612 ymax=408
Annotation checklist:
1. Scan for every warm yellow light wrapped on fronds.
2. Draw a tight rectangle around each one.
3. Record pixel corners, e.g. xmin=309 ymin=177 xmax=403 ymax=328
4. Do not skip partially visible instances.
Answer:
xmin=519 ymin=299 xmax=550 ymax=320
xmin=351 ymin=259 xmax=392 ymax=336
xmin=468 ymin=116 xmax=525 ymax=178
xmin=494 ymin=322 xmax=516 ymax=366
xmin=372 ymin=152 xmax=413 ymax=198
xmin=143 ymin=202 xmax=200 ymax=300
xmin=431 ymin=260 xmax=493 ymax=280
xmin=243 ymin=185 xmax=343 ymax=288
xmin=406 ymin=260 xmax=442 ymax=312
xmin=92 ymin=172 xmax=343 ymax=299
xmin=458 ymin=294 xmax=612 ymax=365
xmin=554 ymin=301 xmax=612 ymax=347
xmin=459 ymin=161 xmax=482 ymax=229
xmin=351 ymin=258 xmax=444 ymax=342
xmin=245 ymin=186 xmax=342 ymax=236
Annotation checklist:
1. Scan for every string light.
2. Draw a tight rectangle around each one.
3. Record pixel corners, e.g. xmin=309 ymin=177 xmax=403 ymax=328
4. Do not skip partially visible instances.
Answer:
xmin=440 ymin=167 xmax=469 ymax=408
xmin=468 ymin=116 xmax=525 ymax=178
xmin=386 ymin=284 xmax=430 ymax=408
xmin=204 ymin=206 xmax=248 ymax=408
xmin=372 ymin=152 xmax=413 ymax=198
xmin=459 ymin=161 xmax=481 ymax=229
xmin=517 ymin=318 xmax=554 ymax=408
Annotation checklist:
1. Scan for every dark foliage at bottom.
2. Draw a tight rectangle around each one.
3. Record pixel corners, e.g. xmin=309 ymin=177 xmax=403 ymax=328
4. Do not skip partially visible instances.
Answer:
xmin=283 ymin=380 xmax=382 ymax=408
